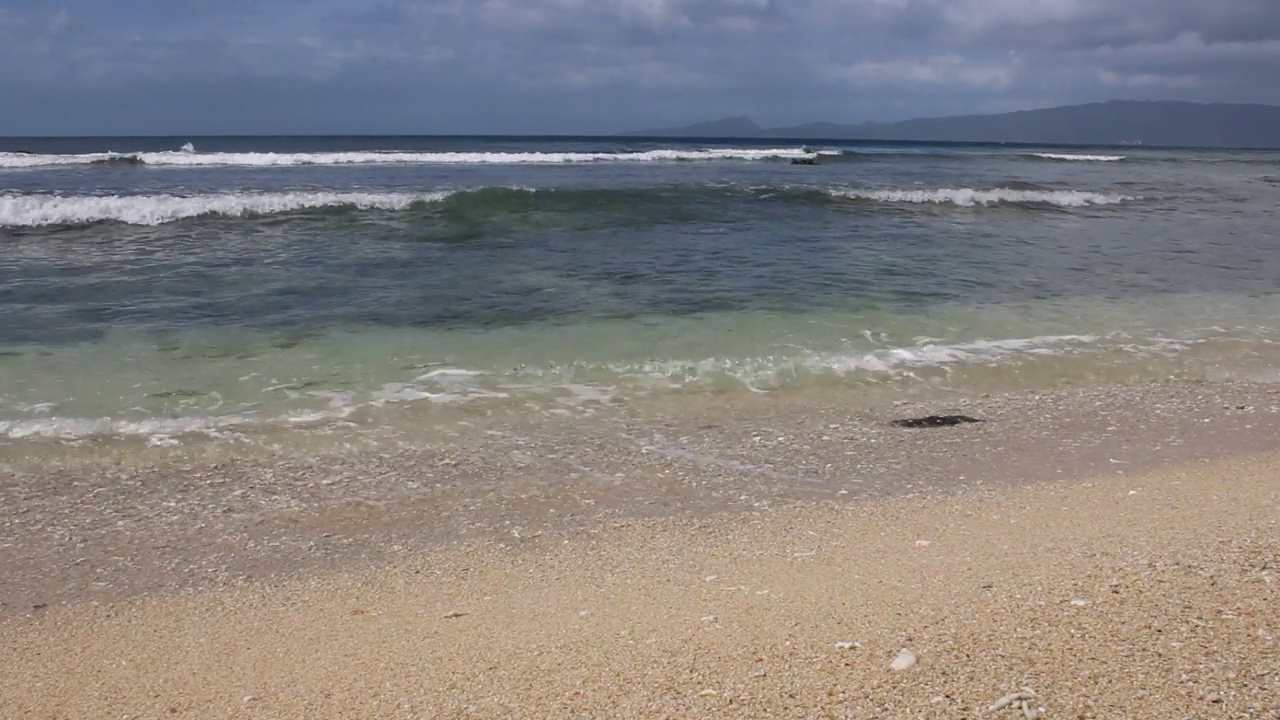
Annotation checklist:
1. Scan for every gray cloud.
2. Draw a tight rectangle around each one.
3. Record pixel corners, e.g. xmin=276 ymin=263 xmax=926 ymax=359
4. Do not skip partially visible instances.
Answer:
xmin=2 ymin=0 xmax=1278 ymax=135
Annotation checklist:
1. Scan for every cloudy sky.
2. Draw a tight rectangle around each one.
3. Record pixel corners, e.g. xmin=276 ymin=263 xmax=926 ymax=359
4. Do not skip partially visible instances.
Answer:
xmin=3 ymin=0 xmax=1279 ymax=135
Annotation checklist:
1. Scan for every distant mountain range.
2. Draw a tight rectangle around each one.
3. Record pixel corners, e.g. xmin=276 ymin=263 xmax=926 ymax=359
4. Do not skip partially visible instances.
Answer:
xmin=624 ymin=100 xmax=1280 ymax=148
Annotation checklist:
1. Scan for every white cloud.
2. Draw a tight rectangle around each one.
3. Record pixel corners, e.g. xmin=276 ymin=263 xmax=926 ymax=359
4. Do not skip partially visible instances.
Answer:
xmin=553 ymin=59 xmax=721 ymax=90
xmin=1097 ymin=69 xmax=1198 ymax=89
xmin=2 ymin=0 xmax=1280 ymax=133
xmin=48 ymin=8 xmax=70 ymax=34
xmin=832 ymin=54 xmax=1015 ymax=89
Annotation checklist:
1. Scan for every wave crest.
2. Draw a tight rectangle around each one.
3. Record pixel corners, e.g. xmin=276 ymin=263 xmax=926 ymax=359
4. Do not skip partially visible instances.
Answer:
xmin=828 ymin=187 xmax=1135 ymax=207
xmin=0 ymin=147 xmax=810 ymax=169
xmin=0 ymin=184 xmax=1140 ymax=227
xmin=1031 ymin=152 xmax=1126 ymax=162
xmin=0 ymin=191 xmax=453 ymax=227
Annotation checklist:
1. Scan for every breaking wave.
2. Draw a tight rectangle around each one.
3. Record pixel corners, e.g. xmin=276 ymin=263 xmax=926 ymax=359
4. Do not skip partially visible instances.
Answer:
xmin=591 ymin=334 xmax=1108 ymax=389
xmin=1031 ymin=152 xmax=1126 ymax=162
xmin=795 ymin=148 xmax=1132 ymax=164
xmin=828 ymin=187 xmax=1135 ymax=207
xmin=0 ymin=191 xmax=453 ymax=227
xmin=0 ymin=332 xmax=1130 ymax=442
xmin=0 ymin=147 xmax=810 ymax=169
xmin=0 ymin=183 xmax=1141 ymax=227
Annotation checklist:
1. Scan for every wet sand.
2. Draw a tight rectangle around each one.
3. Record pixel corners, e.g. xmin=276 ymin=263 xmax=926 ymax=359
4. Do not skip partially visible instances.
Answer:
xmin=3 ymin=380 xmax=1279 ymax=612
xmin=1 ymin=381 xmax=1278 ymax=717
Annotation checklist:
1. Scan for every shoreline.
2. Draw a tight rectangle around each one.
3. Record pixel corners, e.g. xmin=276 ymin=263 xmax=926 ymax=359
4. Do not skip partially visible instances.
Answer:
xmin=2 ymin=379 xmax=1279 ymax=613
xmin=3 ymin=443 xmax=1277 ymax=717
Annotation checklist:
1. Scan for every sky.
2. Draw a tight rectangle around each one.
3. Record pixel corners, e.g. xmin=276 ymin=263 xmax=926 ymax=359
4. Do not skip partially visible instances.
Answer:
xmin=2 ymin=0 xmax=1279 ymax=135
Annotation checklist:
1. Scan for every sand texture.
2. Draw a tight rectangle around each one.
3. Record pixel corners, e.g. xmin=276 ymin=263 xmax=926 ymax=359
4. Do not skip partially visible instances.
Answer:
xmin=3 ymin=451 xmax=1278 ymax=719
xmin=5 ymin=381 xmax=1280 ymax=613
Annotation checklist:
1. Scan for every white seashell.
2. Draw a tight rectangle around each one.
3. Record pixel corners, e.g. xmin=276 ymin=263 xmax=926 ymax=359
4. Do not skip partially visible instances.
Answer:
xmin=988 ymin=691 xmax=1032 ymax=712
xmin=988 ymin=690 xmax=1036 ymax=713
xmin=988 ymin=693 xmax=1019 ymax=712
xmin=889 ymin=648 xmax=917 ymax=670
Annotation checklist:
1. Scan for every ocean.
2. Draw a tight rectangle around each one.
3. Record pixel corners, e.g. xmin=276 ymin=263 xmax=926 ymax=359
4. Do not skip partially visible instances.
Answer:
xmin=2 ymin=135 xmax=1279 ymax=452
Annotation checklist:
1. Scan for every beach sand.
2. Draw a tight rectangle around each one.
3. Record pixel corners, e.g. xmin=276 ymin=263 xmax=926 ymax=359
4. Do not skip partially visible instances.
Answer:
xmin=1 ymin=382 xmax=1278 ymax=718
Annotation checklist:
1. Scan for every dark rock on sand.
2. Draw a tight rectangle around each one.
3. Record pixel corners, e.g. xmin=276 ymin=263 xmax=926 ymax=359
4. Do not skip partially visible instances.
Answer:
xmin=890 ymin=415 xmax=983 ymax=429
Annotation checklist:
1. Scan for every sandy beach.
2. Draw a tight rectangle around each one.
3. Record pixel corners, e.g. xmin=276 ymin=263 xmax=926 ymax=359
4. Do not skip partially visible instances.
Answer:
xmin=8 ymin=32 xmax=1280 ymax=720
xmin=2 ymin=381 xmax=1278 ymax=718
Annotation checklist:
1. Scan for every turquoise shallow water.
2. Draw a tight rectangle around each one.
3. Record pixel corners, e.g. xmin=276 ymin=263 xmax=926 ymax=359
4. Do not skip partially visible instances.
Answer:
xmin=1 ymin=136 xmax=1278 ymax=445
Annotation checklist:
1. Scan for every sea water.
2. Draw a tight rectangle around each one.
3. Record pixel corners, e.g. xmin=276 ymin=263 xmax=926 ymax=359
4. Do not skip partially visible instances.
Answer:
xmin=2 ymin=136 xmax=1279 ymax=447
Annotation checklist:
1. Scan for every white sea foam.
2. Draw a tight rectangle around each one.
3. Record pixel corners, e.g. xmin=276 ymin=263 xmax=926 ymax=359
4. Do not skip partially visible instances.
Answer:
xmin=0 ymin=376 xmax=494 ymax=441
xmin=0 ymin=332 xmax=1193 ymax=442
xmin=0 ymin=191 xmax=452 ymax=227
xmin=608 ymin=334 xmax=1103 ymax=387
xmin=822 ymin=334 xmax=1101 ymax=371
xmin=1032 ymin=152 xmax=1126 ymax=162
xmin=829 ymin=187 xmax=1135 ymax=207
xmin=413 ymin=368 xmax=490 ymax=381
xmin=0 ymin=151 xmax=131 ymax=168
xmin=0 ymin=414 xmax=247 ymax=441
xmin=0 ymin=402 xmax=365 ymax=440
xmin=0 ymin=147 xmax=809 ymax=168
